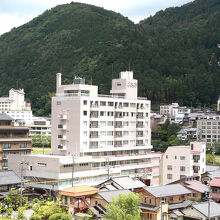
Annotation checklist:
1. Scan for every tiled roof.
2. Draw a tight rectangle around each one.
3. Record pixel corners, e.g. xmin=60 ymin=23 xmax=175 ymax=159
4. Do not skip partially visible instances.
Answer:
xmin=169 ymin=200 xmax=193 ymax=210
xmin=98 ymin=189 xmax=130 ymax=203
xmin=144 ymin=184 xmax=191 ymax=197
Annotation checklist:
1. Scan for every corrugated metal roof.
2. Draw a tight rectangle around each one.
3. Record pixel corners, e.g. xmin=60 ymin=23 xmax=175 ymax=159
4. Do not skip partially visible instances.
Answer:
xmin=112 ymin=176 xmax=146 ymax=189
xmin=144 ymin=184 xmax=191 ymax=197
xmin=185 ymin=180 xmax=209 ymax=193
xmin=210 ymin=177 xmax=220 ymax=187
xmin=139 ymin=203 xmax=159 ymax=211
xmin=192 ymin=201 xmax=220 ymax=217
xmin=0 ymin=113 xmax=14 ymax=121
xmin=98 ymin=189 xmax=130 ymax=203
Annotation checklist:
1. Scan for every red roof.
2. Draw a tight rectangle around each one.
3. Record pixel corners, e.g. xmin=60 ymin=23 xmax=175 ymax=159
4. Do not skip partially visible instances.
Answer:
xmin=210 ymin=178 xmax=220 ymax=187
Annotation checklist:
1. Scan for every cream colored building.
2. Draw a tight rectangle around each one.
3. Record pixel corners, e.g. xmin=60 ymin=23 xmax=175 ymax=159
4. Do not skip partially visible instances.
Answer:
xmin=0 ymin=89 xmax=33 ymax=125
xmin=9 ymin=71 xmax=161 ymax=190
xmin=160 ymin=142 xmax=206 ymax=185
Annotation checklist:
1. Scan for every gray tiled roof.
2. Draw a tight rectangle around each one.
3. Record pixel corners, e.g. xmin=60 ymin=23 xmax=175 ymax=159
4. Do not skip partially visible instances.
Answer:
xmin=98 ymin=189 xmax=130 ymax=203
xmin=169 ymin=200 xmax=193 ymax=210
xmin=139 ymin=203 xmax=159 ymax=211
xmin=144 ymin=184 xmax=191 ymax=197
xmin=0 ymin=113 xmax=14 ymax=121
xmin=192 ymin=201 xmax=220 ymax=217
xmin=0 ymin=170 xmax=21 ymax=185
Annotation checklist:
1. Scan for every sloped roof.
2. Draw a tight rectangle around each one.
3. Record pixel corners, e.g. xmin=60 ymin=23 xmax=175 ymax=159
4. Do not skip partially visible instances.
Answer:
xmin=59 ymin=185 xmax=98 ymax=197
xmin=144 ymin=184 xmax=191 ymax=197
xmin=112 ymin=176 xmax=146 ymax=189
xmin=139 ymin=203 xmax=159 ymax=211
xmin=98 ymin=189 xmax=130 ymax=203
xmin=185 ymin=180 xmax=209 ymax=193
xmin=210 ymin=177 xmax=220 ymax=187
xmin=169 ymin=200 xmax=193 ymax=210
xmin=192 ymin=201 xmax=220 ymax=217
xmin=0 ymin=113 xmax=13 ymax=121
xmin=0 ymin=170 xmax=21 ymax=185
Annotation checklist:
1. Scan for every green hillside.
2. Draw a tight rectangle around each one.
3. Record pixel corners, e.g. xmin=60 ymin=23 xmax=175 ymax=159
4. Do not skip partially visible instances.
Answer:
xmin=0 ymin=0 xmax=219 ymax=115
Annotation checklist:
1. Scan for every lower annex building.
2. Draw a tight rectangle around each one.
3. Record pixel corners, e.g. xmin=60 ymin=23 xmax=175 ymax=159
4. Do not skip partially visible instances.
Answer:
xmin=9 ymin=71 xmax=162 ymax=190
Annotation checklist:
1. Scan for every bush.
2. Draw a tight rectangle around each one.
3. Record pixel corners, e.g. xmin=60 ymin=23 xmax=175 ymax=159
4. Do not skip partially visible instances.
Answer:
xmin=30 ymin=214 xmax=42 ymax=220
xmin=49 ymin=213 xmax=72 ymax=220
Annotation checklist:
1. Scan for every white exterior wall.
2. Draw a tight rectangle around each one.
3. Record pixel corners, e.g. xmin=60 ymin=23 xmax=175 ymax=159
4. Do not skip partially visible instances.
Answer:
xmin=161 ymin=142 xmax=206 ymax=185
xmin=52 ymin=72 xmax=151 ymax=156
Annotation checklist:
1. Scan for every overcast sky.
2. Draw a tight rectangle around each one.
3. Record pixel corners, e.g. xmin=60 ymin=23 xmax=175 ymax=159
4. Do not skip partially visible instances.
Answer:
xmin=0 ymin=0 xmax=193 ymax=36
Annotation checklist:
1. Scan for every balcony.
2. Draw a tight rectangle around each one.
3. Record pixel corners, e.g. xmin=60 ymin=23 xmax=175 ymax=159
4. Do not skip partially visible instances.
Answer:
xmin=90 ymin=104 xmax=99 ymax=108
xmin=90 ymin=115 xmax=99 ymax=119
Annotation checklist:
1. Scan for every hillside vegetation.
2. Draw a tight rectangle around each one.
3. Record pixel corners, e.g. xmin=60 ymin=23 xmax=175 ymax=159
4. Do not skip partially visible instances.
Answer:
xmin=0 ymin=0 xmax=219 ymax=115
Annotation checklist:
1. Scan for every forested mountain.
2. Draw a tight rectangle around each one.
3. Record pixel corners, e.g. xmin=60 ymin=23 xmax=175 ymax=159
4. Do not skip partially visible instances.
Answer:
xmin=0 ymin=0 xmax=219 ymax=115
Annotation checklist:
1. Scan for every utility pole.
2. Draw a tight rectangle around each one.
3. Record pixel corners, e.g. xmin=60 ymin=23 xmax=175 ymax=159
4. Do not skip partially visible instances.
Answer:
xmin=19 ymin=159 xmax=29 ymax=206
xmin=71 ymin=154 xmax=75 ymax=187
xmin=106 ymin=157 xmax=110 ymax=180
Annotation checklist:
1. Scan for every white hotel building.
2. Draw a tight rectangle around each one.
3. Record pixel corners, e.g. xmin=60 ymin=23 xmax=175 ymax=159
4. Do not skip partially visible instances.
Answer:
xmin=9 ymin=71 xmax=161 ymax=190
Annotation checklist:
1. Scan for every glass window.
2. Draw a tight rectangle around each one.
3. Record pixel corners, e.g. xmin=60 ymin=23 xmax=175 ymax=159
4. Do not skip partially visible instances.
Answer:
xmin=3 ymin=143 xmax=11 ymax=149
xmin=19 ymin=143 xmax=27 ymax=148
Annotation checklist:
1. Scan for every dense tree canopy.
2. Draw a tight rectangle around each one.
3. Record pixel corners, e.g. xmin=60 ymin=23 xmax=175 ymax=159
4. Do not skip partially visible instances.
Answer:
xmin=0 ymin=0 xmax=219 ymax=115
xmin=104 ymin=192 xmax=141 ymax=220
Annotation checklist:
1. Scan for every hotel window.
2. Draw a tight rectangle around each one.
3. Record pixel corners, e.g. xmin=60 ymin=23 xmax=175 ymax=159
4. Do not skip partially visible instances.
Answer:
xmin=19 ymin=143 xmax=27 ymax=148
xmin=167 ymin=174 xmax=172 ymax=179
xmin=167 ymin=165 xmax=172 ymax=170
xmin=180 ymin=156 xmax=185 ymax=160
xmin=83 ymin=100 xmax=87 ymax=105
xmin=83 ymin=131 xmax=87 ymax=137
xmin=56 ymin=101 xmax=61 ymax=105
xmin=20 ymin=151 xmax=26 ymax=155
xmin=166 ymin=155 xmax=168 ymax=159
xmin=83 ymin=111 xmax=87 ymax=116
xmin=83 ymin=121 xmax=87 ymax=126
xmin=3 ymin=143 xmax=11 ymax=149
xmin=180 ymin=166 xmax=185 ymax=171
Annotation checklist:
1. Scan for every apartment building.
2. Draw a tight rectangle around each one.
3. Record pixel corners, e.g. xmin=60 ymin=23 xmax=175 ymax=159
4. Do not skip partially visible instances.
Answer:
xmin=0 ymin=114 xmax=32 ymax=170
xmin=197 ymin=115 xmax=220 ymax=145
xmin=0 ymin=89 xmax=33 ymax=125
xmin=160 ymin=103 xmax=179 ymax=116
xmin=9 ymin=71 xmax=161 ymax=190
xmin=160 ymin=142 xmax=206 ymax=185
xmin=29 ymin=117 xmax=51 ymax=137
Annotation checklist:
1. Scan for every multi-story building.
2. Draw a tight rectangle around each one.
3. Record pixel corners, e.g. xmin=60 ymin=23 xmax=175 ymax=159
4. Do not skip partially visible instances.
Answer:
xmin=29 ymin=117 xmax=51 ymax=137
xmin=177 ymin=127 xmax=197 ymax=141
xmin=0 ymin=89 xmax=33 ymax=125
xmin=160 ymin=103 xmax=179 ymax=116
xmin=9 ymin=71 xmax=161 ymax=190
xmin=0 ymin=113 xmax=32 ymax=170
xmin=210 ymin=177 xmax=220 ymax=203
xmin=197 ymin=115 xmax=220 ymax=145
xmin=160 ymin=142 xmax=206 ymax=185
